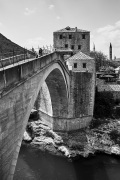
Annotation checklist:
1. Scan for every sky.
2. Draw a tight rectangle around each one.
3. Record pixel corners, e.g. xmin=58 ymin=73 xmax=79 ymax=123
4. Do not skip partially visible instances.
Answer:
xmin=0 ymin=0 xmax=120 ymax=58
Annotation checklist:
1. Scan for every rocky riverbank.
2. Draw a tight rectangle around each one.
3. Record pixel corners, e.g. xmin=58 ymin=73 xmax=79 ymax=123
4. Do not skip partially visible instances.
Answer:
xmin=23 ymin=110 xmax=120 ymax=159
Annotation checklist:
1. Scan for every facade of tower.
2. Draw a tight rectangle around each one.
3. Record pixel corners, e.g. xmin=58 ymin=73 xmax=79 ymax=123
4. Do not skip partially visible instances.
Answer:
xmin=53 ymin=26 xmax=95 ymax=131
xmin=53 ymin=26 xmax=90 ymax=55
xmin=109 ymin=43 xmax=112 ymax=60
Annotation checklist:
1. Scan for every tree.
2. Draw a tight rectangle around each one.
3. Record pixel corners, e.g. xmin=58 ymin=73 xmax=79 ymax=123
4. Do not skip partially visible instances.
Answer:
xmin=90 ymin=51 xmax=109 ymax=71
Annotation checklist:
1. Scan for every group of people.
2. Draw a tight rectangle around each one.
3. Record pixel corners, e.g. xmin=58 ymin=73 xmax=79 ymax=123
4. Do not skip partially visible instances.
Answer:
xmin=35 ymin=48 xmax=43 ymax=58
xmin=39 ymin=48 xmax=43 ymax=56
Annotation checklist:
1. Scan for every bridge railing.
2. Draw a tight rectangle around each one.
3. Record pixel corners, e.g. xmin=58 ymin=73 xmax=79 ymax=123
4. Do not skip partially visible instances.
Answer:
xmin=0 ymin=53 xmax=36 ymax=68
xmin=0 ymin=46 xmax=55 ymax=69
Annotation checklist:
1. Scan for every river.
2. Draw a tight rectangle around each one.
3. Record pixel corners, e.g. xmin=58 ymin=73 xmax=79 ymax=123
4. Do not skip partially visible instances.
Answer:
xmin=14 ymin=143 xmax=120 ymax=180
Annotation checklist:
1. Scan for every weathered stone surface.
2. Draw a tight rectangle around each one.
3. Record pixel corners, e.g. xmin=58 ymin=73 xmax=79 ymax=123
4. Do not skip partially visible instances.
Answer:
xmin=53 ymin=27 xmax=90 ymax=55
xmin=23 ymin=131 xmax=32 ymax=142
xmin=29 ymin=109 xmax=39 ymax=121
xmin=24 ymin=118 xmax=120 ymax=159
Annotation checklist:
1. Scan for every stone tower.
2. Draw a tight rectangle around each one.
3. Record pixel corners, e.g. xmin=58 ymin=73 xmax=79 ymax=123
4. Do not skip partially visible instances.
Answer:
xmin=53 ymin=26 xmax=95 ymax=130
xmin=53 ymin=26 xmax=90 ymax=55
xmin=109 ymin=43 xmax=112 ymax=60
xmin=66 ymin=51 xmax=95 ymax=129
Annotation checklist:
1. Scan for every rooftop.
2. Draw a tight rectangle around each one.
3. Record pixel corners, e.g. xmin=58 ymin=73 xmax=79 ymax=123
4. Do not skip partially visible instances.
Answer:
xmin=114 ymin=58 xmax=120 ymax=61
xmin=109 ymin=85 xmax=120 ymax=91
xmin=98 ymin=84 xmax=120 ymax=92
xmin=67 ymin=51 xmax=93 ymax=61
xmin=54 ymin=26 xmax=89 ymax=33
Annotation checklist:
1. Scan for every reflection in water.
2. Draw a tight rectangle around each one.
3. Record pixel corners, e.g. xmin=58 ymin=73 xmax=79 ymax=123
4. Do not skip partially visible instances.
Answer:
xmin=14 ymin=143 xmax=120 ymax=180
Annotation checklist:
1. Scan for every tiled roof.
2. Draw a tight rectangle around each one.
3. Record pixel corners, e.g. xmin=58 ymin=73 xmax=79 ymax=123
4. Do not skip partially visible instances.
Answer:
xmin=67 ymin=51 xmax=94 ymax=61
xmin=54 ymin=27 xmax=89 ymax=33
xmin=109 ymin=85 xmax=120 ymax=91
xmin=115 ymin=58 xmax=120 ymax=61
xmin=98 ymin=84 xmax=120 ymax=92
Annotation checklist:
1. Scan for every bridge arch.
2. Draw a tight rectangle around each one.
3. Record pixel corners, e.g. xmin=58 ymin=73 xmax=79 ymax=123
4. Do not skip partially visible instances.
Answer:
xmin=36 ymin=67 xmax=69 ymax=116
xmin=7 ymin=61 xmax=69 ymax=180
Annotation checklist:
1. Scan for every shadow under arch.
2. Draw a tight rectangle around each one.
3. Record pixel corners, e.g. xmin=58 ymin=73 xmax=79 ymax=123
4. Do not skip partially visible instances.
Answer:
xmin=45 ymin=68 xmax=68 ymax=117
xmin=36 ymin=68 xmax=69 ymax=119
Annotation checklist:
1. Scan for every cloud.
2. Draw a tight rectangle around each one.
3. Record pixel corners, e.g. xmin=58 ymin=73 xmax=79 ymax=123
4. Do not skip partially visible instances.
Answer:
xmin=0 ymin=22 xmax=2 ymax=26
xmin=91 ymin=20 xmax=120 ymax=58
xmin=24 ymin=37 xmax=45 ymax=49
xmin=48 ymin=4 xmax=54 ymax=10
xmin=24 ymin=8 xmax=36 ymax=16
xmin=56 ymin=16 xmax=61 ymax=20
xmin=97 ymin=25 xmax=114 ymax=33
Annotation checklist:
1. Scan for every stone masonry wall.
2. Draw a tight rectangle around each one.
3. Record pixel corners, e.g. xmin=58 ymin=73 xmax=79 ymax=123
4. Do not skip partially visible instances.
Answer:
xmin=53 ymin=32 xmax=90 ymax=55
xmin=0 ymin=59 xmax=69 ymax=180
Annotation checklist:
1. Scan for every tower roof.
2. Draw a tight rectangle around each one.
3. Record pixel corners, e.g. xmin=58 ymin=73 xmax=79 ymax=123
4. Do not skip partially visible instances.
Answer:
xmin=67 ymin=51 xmax=93 ymax=61
xmin=110 ymin=43 xmax=112 ymax=48
xmin=54 ymin=26 xmax=89 ymax=33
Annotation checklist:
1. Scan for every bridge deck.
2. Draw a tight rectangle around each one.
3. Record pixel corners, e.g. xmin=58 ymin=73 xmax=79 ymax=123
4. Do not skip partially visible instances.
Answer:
xmin=0 ymin=52 xmax=70 ymax=97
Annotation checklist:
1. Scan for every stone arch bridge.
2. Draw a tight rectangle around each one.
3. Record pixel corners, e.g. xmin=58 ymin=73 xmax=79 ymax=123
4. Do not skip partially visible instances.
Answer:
xmin=0 ymin=51 xmax=95 ymax=180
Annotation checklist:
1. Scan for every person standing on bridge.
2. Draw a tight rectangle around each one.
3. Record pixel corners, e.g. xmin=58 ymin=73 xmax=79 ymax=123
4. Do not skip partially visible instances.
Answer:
xmin=39 ymin=48 xmax=43 ymax=57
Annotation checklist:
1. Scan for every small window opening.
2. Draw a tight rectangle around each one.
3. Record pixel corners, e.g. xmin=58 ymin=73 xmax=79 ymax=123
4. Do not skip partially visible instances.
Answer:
xmin=74 ymin=63 xmax=77 ymax=68
xmin=65 ymin=44 xmax=68 ymax=48
xmin=78 ymin=45 xmax=81 ymax=50
xmin=83 ymin=63 xmax=86 ymax=68
xmin=59 ymin=35 xmax=62 ymax=39
xmin=82 ymin=34 xmax=86 ymax=39
xmin=71 ymin=45 xmax=74 ymax=50
xmin=69 ymin=35 xmax=72 ymax=39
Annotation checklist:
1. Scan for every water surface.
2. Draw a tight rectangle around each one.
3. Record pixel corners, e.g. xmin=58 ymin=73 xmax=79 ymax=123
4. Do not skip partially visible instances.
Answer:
xmin=14 ymin=144 xmax=120 ymax=180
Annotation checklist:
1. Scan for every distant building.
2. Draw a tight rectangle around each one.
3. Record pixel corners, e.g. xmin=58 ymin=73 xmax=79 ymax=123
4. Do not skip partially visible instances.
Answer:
xmin=109 ymin=43 xmax=112 ymax=60
xmin=53 ymin=26 xmax=90 ymax=55
xmin=97 ymin=81 xmax=120 ymax=101
xmin=114 ymin=58 xmax=120 ymax=62
xmin=115 ymin=66 xmax=120 ymax=74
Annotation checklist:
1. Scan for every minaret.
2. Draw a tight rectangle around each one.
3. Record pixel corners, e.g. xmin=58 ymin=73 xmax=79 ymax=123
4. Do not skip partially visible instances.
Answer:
xmin=109 ymin=43 xmax=112 ymax=60
xmin=93 ymin=43 xmax=95 ymax=52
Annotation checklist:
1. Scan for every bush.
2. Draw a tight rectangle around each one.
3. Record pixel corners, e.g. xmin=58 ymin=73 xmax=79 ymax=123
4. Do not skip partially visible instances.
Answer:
xmin=94 ymin=90 xmax=115 ymax=118
xmin=109 ymin=129 xmax=120 ymax=144
xmin=89 ymin=118 xmax=109 ymax=129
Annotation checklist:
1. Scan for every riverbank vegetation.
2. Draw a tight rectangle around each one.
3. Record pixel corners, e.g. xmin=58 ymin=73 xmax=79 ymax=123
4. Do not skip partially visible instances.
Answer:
xmin=94 ymin=88 xmax=120 ymax=119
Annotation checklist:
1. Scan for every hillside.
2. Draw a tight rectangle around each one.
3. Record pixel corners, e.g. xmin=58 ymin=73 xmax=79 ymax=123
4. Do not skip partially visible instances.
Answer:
xmin=0 ymin=33 xmax=28 ymax=58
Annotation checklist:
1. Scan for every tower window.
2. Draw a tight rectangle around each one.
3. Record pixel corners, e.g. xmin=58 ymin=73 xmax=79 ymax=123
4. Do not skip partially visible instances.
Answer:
xmin=83 ymin=63 xmax=86 ymax=68
xmin=82 ymin=34 xmax=86 ymax=39
xmin=65 ymin=44 xmax=68 ymax=48
xmin=69 ymin=35 xmax=72 ymax=39
xmin=71 ymin=45 xmax=74 ymax=50
xmin=78 ymin=45 xmax=81 ymax=50
xmin=74 ymin=63 xmax=77 ymax=68
xmin=59 ymin=35 xmax=62 ymax=39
